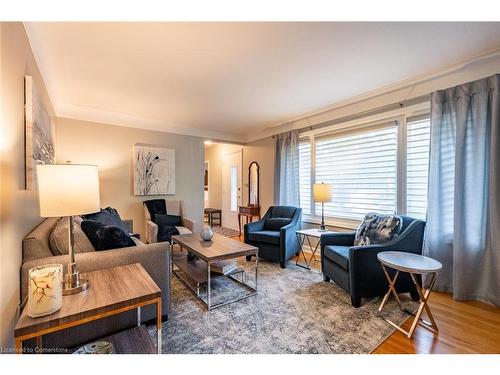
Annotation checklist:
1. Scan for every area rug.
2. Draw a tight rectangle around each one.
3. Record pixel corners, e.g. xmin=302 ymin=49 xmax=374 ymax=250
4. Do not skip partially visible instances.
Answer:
xmin=213 ymin=226 xmax=240 ymax=238
xmin=149 ymin=260 xmax=415 ymax=354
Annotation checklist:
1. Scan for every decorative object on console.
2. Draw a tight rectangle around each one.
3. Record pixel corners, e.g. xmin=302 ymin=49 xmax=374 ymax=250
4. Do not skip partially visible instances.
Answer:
xmin=200 ymin=225 xmax=214 ymax=241
xmin=134 ymin=144 xmax=175 ymax=195
xmin=313 ymin=182 xmax=332 ymax=232
xmin=37 ymin=164 xmax=100 ymax=295
xmin=81 ymin=220 xmax=136 ymax=251
xmin=27 ymin=264 xmax=63 ymax=318
xmin=353 ymin=212 xmax=403 ymax=246
xmin=24 ymin=75 xmax=56 ymax=190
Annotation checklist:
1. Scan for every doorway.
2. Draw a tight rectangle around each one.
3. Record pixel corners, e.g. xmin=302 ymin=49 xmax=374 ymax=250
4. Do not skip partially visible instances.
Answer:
xmin=221 ymin=150 xmax=242 ymax=230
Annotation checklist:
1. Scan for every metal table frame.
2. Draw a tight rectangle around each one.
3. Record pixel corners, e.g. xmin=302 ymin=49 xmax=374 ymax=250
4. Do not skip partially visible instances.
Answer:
xmin=295 ymin=229 xmax=331 ymax=271
xmin=377 ymin=258 xmax=440 ymax=339
xmin=171 ymin=240 xmax=258 ymax=311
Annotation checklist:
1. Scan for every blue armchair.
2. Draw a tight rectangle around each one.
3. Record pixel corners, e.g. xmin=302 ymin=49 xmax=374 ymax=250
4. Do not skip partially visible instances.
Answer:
xmin=244 ymin=206 xmax=302 ymax=268
xmin=320 ymin=216 xmax=425 ymax=307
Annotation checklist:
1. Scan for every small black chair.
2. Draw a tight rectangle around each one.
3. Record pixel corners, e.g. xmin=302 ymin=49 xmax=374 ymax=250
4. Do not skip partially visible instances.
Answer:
xmin=320 ymin=216 xmax=425 ymax=307
xmin=244 ymin=206 xmax=302 ymax=268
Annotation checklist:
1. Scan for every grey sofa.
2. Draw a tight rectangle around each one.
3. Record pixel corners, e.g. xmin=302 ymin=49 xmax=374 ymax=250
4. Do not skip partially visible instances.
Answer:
xmin=21 ymin=217 xmax=170 ymax=350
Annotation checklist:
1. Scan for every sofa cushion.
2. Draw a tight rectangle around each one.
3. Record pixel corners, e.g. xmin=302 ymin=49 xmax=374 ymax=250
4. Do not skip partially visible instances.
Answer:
xmin=323 ymin=245 xmax=350 ymax=270
xmin=248 ymin=230 xmax=281 ymax=245
xmin=270 ymin=206 xmax=296 ymax=219
xmin=264 ymin=217 xmax=292 ymax=231
xmin=82 ymin=207 xmax=127 ymax=232
xmin=50 ymin=217 xmax=95 ymax=256
xmin=143 ymin=199 xmax=166 ymax=222
xmin=354 ymin=212 xmax=403 ymax=246
xmin=155 ymin=214 xmax=182 ymax=227
xmin=81 ymin=220 xmax=136 ymax=251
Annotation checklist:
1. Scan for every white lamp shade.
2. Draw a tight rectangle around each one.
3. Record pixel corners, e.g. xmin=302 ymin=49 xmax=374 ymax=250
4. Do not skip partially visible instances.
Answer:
xmin=313 ymin=183 xmax=333 ymax=203
xmin=37 ymin=164 xmax=100 ymax=217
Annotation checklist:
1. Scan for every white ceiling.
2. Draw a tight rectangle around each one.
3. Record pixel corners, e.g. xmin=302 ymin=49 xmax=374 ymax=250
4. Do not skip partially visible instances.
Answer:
xmin=25 ymin=22 xmax=500 ymax=142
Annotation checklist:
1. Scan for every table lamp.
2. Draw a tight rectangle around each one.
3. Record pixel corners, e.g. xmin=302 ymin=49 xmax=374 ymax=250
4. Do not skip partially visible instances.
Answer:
xmin=37 ymin=164 xmax=100 ymax=295
xmin=313 ymin=182 xmax=332 ymax=232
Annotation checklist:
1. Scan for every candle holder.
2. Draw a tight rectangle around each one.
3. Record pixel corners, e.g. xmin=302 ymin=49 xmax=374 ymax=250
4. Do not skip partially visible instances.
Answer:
xmin=27 ymin=264 xmax=63 ymax=318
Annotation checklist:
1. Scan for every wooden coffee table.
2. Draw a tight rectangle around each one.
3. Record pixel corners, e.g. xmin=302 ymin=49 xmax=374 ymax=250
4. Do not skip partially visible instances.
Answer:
xmin=14 ymin=263 xmax=162 ymax=354
xmin=171 ymin=233 xmax=258 ymax=311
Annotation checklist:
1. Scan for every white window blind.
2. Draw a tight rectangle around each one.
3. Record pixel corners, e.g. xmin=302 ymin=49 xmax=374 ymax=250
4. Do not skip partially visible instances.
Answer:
xmin=315 ymin=124 xmax=398 ymax=220
xmin=406 ymin=118 xmax=431 ymax=220
xmin=298 ymin=139 xmax=311 ymax=215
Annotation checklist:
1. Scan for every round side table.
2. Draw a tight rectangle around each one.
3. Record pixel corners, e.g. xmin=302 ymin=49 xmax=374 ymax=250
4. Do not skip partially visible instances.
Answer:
xmin=377 ymin=251 xmax=442 ymax=339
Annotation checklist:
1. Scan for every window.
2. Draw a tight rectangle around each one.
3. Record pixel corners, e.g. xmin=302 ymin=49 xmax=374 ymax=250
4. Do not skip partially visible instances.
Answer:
xmin=297 ymin=114 xmax=431 ymax=224
xmin=230 ymin=166 xmax=238 ymax=211
xmin=406 ymin=118 xmax=431 ymax=220
xmin=298 ymin=139 xmax=311 ymax=215
xmin=315 ymin=124 xmax=398 ymax=220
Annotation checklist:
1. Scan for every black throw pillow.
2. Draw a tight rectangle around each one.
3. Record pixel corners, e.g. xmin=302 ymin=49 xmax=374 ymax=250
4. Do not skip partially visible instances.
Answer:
xmin=264 ymin=217 xmax=292 ymax=231
xmin=155 ymin=214 xmax=182 ymax=227
xmin=144 ymin=199 xmax=166 ymax=222
xmin=82 ymin=207 xmax=127 ymax=232
xmin=81 ymin=220 xmax=136 ymax=251
xmin=157 ymin=225 xmax=180 ymax=243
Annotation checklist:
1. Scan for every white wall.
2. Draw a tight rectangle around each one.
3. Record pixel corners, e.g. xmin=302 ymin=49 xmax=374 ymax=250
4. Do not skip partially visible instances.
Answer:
xmin=56 ymin=117 xmax=205 ymax=238
xmin=0 ymin=22 xmax=56 ymax=350
xmin=204 ymin=138 xmax=276 ymax=220
xmin=249 ymin=53 xmax=500 ymax=142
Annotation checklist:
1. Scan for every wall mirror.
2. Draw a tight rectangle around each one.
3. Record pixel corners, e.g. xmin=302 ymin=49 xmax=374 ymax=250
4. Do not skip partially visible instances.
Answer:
xmin=248 ymin=161 xmax=260 ymax=206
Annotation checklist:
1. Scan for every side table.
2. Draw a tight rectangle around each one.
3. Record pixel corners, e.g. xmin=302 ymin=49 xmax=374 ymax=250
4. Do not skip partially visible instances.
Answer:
xmin=377 ymin=251 xmax=442 ymax=338
xmin=295 ymin=228 xmax=333 ymax=271
xmin=14 ymin=263 xmax=162 ymax=354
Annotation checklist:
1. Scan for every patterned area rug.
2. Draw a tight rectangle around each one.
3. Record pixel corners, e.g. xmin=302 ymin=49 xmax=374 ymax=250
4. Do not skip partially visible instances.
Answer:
xmin=212 ymin=226 xmax=240 ymax=238
xmin=149 ymin=260 xmax=415 ymax=354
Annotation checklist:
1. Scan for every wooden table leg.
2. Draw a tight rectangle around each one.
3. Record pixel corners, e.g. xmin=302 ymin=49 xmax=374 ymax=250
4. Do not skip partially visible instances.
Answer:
xmin=35 ymin=335 xmax=42 ymax=354
xmin=238 ymin=213 xmax=242 ymax=236
xmin=15 ymin=338 xmax=22 ymax=354
xmin=156 ymin=299 xmax=162 ymax=354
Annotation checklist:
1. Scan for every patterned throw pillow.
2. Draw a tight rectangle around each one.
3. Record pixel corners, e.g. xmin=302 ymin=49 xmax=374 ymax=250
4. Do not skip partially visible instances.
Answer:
xmin=354 ymin=212 xmax=403 ymax=246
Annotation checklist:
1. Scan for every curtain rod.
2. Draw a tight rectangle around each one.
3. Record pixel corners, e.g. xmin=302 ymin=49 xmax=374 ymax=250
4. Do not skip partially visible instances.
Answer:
xmin=271 ymin=93 xmax=430 ymax=139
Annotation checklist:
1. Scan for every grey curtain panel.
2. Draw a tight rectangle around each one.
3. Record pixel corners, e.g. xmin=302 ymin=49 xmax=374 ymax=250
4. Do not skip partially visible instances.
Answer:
xmin=274 ymin=130 xmax=300 ymax=206
xmin=424 ymin=74 xmax=500 ymax=306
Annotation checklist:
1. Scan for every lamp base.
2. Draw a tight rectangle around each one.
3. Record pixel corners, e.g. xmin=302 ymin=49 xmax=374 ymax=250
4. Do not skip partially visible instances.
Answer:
xmin=62 ymin=272 xmax=89 ymax=295
xmin=318 ymin=225 xmax=328 ymax=232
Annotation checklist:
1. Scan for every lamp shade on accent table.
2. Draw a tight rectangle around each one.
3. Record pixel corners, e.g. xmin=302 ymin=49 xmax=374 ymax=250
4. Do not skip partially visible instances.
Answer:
xmin=313 ymin=183 xmax=333 ymax=231
xmin=313 ymin=183 xmax=333 ymax=203
xmin=37 ymin=164 xmax=101 ymax=217
xmin=27 ymin=264 xmax=63 ymax=318
xmin=36 ymin=164 xmax=101 ymax=295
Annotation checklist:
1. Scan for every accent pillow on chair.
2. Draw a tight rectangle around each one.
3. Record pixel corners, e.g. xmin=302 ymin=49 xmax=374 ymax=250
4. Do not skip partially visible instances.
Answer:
xmin=354 ymin=212 xmax=403 ymax=246
xmin=264 ymin=217 xmax=292 ymax=231
xmin=155 ymin=214 xmax=182 ymax=227
xmin=81 ymin=220 xmax=136 ymax=251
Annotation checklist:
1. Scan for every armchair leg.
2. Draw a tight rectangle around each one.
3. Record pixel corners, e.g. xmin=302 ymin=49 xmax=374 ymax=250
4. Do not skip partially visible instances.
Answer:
xmin=246 ymin=255 xmax=253 ymax=262
xmin=323 ymin=275 xmax=330 ymax=282
xmin=280 ymin=261 xmax=286 ymax=269
xmin=351 ymin=295 xmax=361 ymax=308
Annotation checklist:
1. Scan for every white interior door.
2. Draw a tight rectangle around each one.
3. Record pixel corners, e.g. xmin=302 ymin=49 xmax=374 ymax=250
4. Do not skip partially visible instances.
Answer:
xmin=222 ymin=150 xmax=242 ymax=230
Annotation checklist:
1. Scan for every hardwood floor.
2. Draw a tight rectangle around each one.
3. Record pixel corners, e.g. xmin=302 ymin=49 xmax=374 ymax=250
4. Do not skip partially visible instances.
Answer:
xmin=235 ymin=235 xmax=500 ymax=353
xmin=373 ymin=291 xmax=500 ymax=354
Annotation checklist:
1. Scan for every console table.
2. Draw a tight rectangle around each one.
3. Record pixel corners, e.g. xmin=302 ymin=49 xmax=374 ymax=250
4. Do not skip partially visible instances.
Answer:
xmin=238 ymin=205 xmax=261 ymax=236
xmin=14 ymin=263 xmax=162 ymax=354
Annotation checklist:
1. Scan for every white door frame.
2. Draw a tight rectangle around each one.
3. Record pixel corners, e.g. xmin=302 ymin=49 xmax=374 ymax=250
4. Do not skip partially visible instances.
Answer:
xmin=221 ymin=150 xmax=243 ymax=230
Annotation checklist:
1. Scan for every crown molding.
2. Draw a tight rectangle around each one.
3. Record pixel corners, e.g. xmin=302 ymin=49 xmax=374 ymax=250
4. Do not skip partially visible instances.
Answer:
xmin=56 ymin=104 xmax=246 ymax=143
